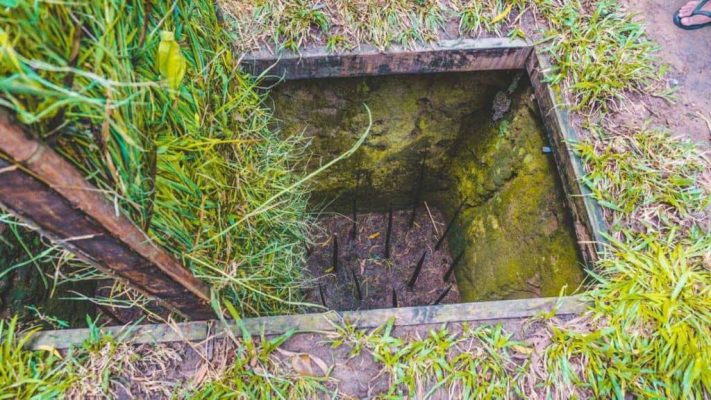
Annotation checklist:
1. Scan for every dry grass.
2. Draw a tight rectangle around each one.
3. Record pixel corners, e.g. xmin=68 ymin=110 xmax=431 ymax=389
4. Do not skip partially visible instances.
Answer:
xmin=65 ymin=340 xmax=182 ymax=399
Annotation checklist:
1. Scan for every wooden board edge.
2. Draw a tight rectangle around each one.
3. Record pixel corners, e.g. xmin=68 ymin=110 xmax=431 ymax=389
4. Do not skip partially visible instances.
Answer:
xmin=525 ymin=48 xmax=608 ymax=264
xmin=240 ymin=38 xmax=533 ymax=80
xmin=28 ymin=296 xmax=586 ymax=350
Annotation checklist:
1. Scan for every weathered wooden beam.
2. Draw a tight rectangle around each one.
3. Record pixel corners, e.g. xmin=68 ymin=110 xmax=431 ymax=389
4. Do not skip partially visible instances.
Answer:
xmin=241 ymin=38 xmax=532 ymax=80
xmin=525 ymin=50 xmax=607 ymax=265
xmin=29 ymin=295 xmax=588 ymax=349
xmin=0 ymin=112 xmax=213 ymax=319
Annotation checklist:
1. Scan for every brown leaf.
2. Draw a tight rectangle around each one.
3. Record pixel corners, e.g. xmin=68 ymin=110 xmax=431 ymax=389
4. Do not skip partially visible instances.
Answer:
xmin=291 ymin=353 xmax=328 ymax=377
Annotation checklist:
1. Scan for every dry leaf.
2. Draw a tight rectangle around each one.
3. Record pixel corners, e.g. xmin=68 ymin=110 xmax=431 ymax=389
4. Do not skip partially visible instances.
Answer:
xmin=512 ymin=344 xmax=533 ymax=356
xmin=368 ymin=232 xmax=381 ymax=239
xmin=491 ymin=4 xmax=512 ymax=24
xmin=192 ymin=362 xmax=209 ymax=386
xmin=35 ymin=345 xmax=62 ymax=359
xmin=291 ymin=353 xmax=328 ymax=377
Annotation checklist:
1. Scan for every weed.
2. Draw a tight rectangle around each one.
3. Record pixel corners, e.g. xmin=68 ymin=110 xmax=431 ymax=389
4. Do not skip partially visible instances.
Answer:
xmin=575 ymin=127 xmax=709 ymax=236
xmin=1 ymin=0 xmax=313 ymax=319
xmin=0 ymin=317 xmax=72 ymax=399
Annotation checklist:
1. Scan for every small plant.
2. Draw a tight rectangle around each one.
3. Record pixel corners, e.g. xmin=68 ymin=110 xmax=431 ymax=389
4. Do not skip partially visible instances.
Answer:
xmin=0 ymin=317 xmax=72 ymax=399
xmin=191 ymin=329 xmax=331 ymax=398
xmin=575 ymin=127 xmax=709 ymax=235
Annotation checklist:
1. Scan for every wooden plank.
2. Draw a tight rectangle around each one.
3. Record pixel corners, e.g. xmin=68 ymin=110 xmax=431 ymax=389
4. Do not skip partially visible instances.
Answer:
xmin=241 ymin=38 xmax=532 ymax=80
xmin=0 ymin=112 xmax=213 ymax=319
xmin=29 ymin=296 xmax=586 ymax=349
xmin=525 ymin=49 xmax=607 ymax=264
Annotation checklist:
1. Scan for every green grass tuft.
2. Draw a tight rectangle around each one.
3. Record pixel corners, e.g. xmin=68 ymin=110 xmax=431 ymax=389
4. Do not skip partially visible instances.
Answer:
xmin=1 ymin=0 xmax=312 ymax=318
xmin=0 ymin=317 xmax=72 ymax=398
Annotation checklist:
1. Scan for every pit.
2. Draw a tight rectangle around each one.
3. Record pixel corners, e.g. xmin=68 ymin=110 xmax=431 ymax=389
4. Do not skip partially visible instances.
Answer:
xmin=271 ymin=69 xmax=585 ymax=312
xmin=31 ymin=39 xmax=606 ymax=348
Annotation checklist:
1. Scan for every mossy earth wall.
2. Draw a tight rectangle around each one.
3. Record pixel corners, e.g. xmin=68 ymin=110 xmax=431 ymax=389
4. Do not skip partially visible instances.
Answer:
xmin=270 ymin=71 xmax=584 ymax=301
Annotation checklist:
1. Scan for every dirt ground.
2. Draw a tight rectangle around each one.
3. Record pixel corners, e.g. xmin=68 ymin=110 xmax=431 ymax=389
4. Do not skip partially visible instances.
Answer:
xmin=621 ymin=0 xmax=711 ymax=150
xmin=304 ymin=205 xmax=460 ymax=311
xmin=128 ymin=314 xmax=578 ymax=399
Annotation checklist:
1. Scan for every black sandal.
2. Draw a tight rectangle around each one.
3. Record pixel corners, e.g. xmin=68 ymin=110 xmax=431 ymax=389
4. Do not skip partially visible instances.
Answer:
xmin=674 ymin=0 xmax=711 ymax=30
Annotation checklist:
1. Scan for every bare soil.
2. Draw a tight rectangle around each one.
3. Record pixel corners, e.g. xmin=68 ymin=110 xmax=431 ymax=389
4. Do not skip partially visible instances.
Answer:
xmin=621 ymin=0 xmax=711 ymax=150
xmin=304 ymin=204 xmax=460 ymax=311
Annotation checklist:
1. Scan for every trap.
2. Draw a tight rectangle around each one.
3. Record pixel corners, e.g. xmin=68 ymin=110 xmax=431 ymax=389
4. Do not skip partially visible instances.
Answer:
xmin=259 ymin=38 xmax=605 ymax=314
xmin=29 ymin=38 xmax=606 ymax=349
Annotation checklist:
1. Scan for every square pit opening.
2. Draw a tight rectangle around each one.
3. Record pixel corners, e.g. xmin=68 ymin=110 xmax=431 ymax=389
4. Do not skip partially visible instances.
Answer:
xmin=269 ymin=70 xmax=587 ymax=312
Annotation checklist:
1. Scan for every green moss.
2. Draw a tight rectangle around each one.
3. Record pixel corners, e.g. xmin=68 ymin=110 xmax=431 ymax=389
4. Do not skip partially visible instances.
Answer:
xmin=271 ymin=71 xmax=510 ymax=210
xmin=446 ymin=96 xmax=584 ymax=300
xmin=270 ymin=72 xmax=584 ymax=301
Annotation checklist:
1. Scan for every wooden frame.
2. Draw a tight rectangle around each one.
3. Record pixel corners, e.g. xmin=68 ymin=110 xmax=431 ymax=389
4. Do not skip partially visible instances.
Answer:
xmin=242 ymin=38 xmax=606 ymax=264
xmin=0 ymin=112 xmax=213 ymax=319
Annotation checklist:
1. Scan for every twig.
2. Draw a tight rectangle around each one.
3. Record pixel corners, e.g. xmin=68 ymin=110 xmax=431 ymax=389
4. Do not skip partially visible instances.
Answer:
xmin=351 ymin=197 xmax=357 ymax=240
xmin=696 ymin=111 xmax=711 ymax=135
xmin=424 ymin=201 xmax=439 ymax=235
xmin=318 ymin=284 xmax=327 ymax=308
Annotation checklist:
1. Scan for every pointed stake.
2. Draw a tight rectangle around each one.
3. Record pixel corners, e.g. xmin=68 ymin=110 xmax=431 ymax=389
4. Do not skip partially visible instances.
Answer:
xmin=434 ymin=199 xmax=467 ymax=251
xmin=408 ymin=153 xmax=427 ymax=229
xmin=332 ymin=234 xmax=339 ymax=273
xmin=351 ymin=198 xmax=357 ymax=240
xmin=392 ymin=287 xmax=398 ymax=308
xmin=444 ymin=251 xmax=464 ymax=282
xmin=432 ymin=285 xmax=453 ymax=305
xmin=318 ymin=283 xmax=327 ymax=308
xmin=385 ymin=203 xmax=393 ymax=259
xmin=350 ymin=267 xmax=362 ymax=301
xmin=407 ymin=250 xmax=428 ymax=289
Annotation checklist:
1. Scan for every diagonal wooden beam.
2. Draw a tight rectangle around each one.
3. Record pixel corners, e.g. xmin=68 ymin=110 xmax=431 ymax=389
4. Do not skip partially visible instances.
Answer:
xmin=0 ymin=111 xmax=213 ymax=320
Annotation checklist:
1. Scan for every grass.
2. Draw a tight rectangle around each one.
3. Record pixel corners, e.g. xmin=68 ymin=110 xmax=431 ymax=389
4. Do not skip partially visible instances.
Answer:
xmin=327 ymin=318 xmax=530 ymax=398
xmin=220 ymin=0 xmax=665 ymax=112
xmin=1 ymin=0 xmax=314 ymax=319
xmin=541 ymin=233 xmax=711 ymax=398
xmin=0 ymin=318 xmax=72 ymax=399
xmin=534 ymin=0 xmax=669 ymax=113
xmin=1 ymin=0 xmax=710 ymax=397
xmin=189 ymin=326 xmax=331 ymax=399
xmin=64 ymin=318 xmax=183 ymax=398
xmin=575 ymin=127 xmax=709 ymax=235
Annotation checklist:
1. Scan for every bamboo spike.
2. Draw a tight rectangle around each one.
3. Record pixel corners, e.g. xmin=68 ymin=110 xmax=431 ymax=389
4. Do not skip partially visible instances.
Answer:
xmin=408 ymin=153 xmax=427 ymax=229
xmin=434 ymin=199 xmax=467 ymax=251
xmin=392 ymin=287 xmax=398 ymax=308
xmin=407 ymin=250 xmax=428 ymax=289
xmin=351 ymin=198 xmax=357 ymax=240
xmin=318 ymin=283 xmax=327 ymax=308
xmin=432 ymin=285 xmax=453 ymax=305
xmin=385 ymin=203 xmax=393 ymax=259
xmin=350 ymin=267 xmax=362 ymax=301
xmin=443 ymin=251 xmax=464 ymax=282
xmin=332 ymin=234 xmax=339 ymax=273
